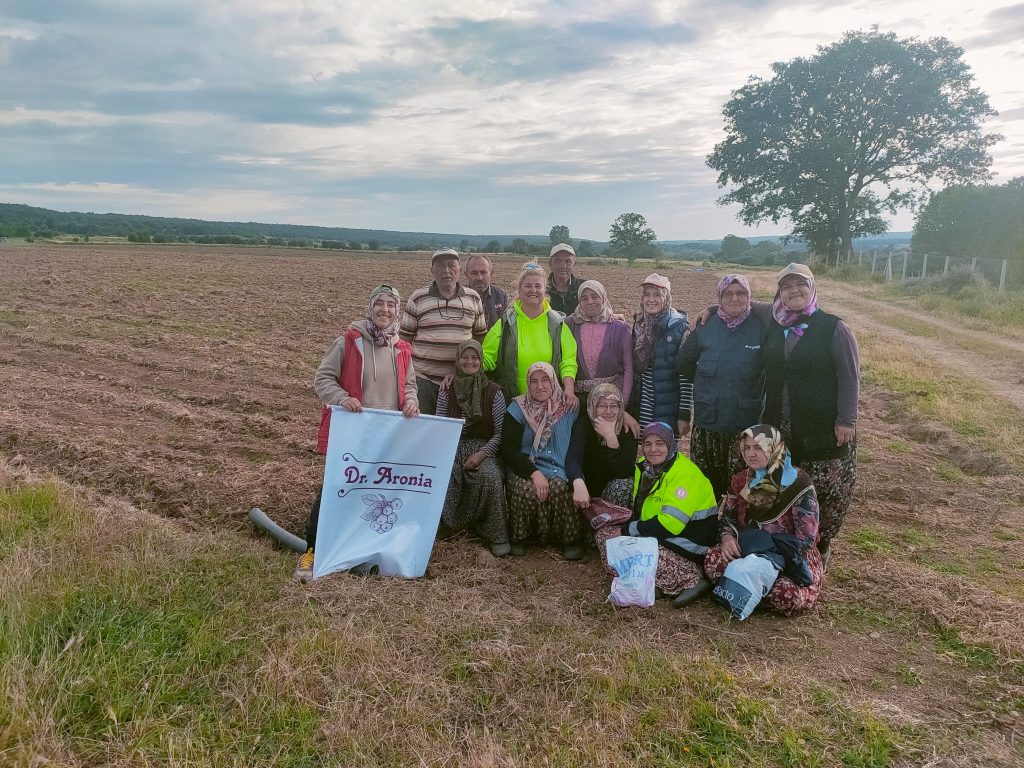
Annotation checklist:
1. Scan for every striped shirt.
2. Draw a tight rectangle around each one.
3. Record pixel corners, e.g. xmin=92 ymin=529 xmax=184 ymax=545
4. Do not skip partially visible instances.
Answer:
xmin=436 ymin=387 xmax=507 ymax=458
xmin=637 ymin=372 xmax=693 ymax=433
xmin=400 ymin=282 xmax=488 ymax=383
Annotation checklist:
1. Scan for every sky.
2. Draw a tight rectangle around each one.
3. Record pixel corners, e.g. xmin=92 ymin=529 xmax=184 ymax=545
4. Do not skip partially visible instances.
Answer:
xmin=1 ymin=1 xmax=1022 ymax=241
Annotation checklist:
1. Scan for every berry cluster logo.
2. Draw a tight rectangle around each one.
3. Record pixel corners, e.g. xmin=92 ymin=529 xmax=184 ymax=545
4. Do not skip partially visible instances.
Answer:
xmin=360 ymin=494 xmax=403 ymax=534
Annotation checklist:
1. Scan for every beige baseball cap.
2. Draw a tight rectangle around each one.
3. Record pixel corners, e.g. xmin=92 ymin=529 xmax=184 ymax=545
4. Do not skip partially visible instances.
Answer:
xmin=775 ymin=262 xmax=814 ymax=284
xmin=549 ymin=243 xmax=575 ymax=258
xmin=431 ymin=247 xmax=461 ymax=263
xmin=640 ymin=273 xmax=671 ymax=290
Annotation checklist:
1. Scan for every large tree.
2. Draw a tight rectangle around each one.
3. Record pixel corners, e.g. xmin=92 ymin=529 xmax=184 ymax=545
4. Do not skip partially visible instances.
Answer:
xmin=609 ymin=213 xmax=658 ymax=263
xmin=707 ymin=30 xmax=1000 ymax=265
xmin=549 ymin=225 xmax=572 ymax=246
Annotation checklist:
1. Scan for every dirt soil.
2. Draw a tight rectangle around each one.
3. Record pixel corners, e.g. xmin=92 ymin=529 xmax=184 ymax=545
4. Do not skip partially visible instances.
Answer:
xmin=2 ymin=243 xmax=1022 ymax=766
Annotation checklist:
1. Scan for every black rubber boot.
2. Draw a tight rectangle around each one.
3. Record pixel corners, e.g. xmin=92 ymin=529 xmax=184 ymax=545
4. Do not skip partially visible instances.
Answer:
xmin=672 ymin=577 xmax=712 ymax=608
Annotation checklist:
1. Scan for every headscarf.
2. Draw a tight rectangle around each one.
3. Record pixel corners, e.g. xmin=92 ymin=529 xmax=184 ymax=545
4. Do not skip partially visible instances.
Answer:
xmin=570 ymin=280 xmax=613 ymax=325
xmin=639 ymin=421 xmax=677 ymax=478
xmin=634 ymin=282 xmax=672 ymax=371
xmin=451 ymin=339 xmax=488 ymax=427
xmin=365 ymin=284 xmax=402 ymax=346
xmin=587 ymin=383 xmax=625 ymax=441
xmin=738 ymin=424 xmax=812 ymax=524
xmin=514 ymin=362 xmax=568 ymax=459
xmin=772 ymin=270 xmax=818 ymax=338
xmin=716 ymin=274 xmax=752 ymax=330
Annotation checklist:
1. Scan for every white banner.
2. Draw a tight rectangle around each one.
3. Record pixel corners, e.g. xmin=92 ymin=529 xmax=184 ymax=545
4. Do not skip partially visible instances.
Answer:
xmin=313 ymin=406 xmax=463 ymax=579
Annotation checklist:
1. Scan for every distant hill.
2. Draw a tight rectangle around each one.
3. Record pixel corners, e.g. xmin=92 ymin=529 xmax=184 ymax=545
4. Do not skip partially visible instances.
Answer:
xmin=0 ymin=203 xmax=599 ymax=250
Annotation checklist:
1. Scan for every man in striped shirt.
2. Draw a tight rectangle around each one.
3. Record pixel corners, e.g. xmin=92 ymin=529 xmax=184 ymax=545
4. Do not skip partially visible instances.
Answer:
xmin=400 ymin=248 xmax=489 ymax=414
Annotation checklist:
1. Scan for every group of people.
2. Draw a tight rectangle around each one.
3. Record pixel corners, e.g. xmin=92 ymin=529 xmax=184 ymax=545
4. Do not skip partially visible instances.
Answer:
xmin=294 ymin=243 xmax=859 ymax=619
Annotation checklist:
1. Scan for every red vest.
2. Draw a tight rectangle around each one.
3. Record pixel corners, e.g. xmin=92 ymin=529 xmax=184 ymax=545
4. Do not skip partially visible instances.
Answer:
xmin=316 ymin=329 xmax=413 ymax=454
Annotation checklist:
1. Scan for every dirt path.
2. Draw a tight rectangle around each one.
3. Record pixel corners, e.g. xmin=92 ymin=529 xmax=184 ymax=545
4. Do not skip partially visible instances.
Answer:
xmin=821 ymin=280 xmax=1024 ymax=413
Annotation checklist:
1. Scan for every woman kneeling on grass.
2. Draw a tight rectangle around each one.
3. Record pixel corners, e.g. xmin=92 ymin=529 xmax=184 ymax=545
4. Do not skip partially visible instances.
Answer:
xmin=703 ymin=425 xmax=823 ymax=618
xmin=595 ymin=421 xmax=718 ymax=607
xmin=501 ymin=362 xmax=586 ymax=560
xmin=436 ymin=340 xmax=511 ymax=556
xmin=294 ymin=284 xmax=420 ymax=582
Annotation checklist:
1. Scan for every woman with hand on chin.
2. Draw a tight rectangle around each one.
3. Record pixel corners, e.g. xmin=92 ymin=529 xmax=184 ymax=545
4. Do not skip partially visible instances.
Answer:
xmin=436 ymin=340 xmax=510 ymax=556
xmin=483 ymin=262 xmax=579 ymax=409
xmin=501 ymin=362 xmax=586 ymax=560
xmin=565 ymin=383 xmax=638 ymax=509
xmin=295 ymin=284 xmax=419 ymax=582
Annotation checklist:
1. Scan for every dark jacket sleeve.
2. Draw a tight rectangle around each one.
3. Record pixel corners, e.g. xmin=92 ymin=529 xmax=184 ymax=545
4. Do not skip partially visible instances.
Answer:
xmin=565 ymin=417 xmax=588 ymax=482
xmin=501 ymin=412 xmax=538 ymax=478
xmin=606 ymin=432 xmax=639 ymax=481
xmin=676 ymin=325 xmax=701 ymax=382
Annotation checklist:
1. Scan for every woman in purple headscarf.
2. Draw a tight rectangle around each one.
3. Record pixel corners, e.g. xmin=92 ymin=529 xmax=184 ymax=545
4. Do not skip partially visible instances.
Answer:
xmin=676 ymin=273 xmax=768 ymax=501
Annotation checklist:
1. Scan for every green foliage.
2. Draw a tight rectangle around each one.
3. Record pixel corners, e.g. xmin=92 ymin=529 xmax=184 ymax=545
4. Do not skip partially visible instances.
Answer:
xmin=912 ymin=178 xmax=1024 ymax=288
xmin=720 ymin=234 xmax=751 ymax=260
xmin=549 ymin=225 xmax=572 ymax=247
xmin=609 ymin=212 xmax=658 ymax=264
xmin=708 ymin=30 xmax=1000 ymax=265
xmin=576 ymin=239 xmax=595 ymax=257
xmin=485 ymin=239 xmax=501 ymax=252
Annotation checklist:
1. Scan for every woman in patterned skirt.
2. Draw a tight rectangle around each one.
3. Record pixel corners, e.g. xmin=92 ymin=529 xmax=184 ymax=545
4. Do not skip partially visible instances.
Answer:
xmin=704 ymin=424 xmax=823 ymax=616
xmin=436 ymin=340 xmax=510 ymax=556
xmin=502 ymin=362 xmax=586 ymax=560
xmin=595 ymin=422 xmax=719 ymax=606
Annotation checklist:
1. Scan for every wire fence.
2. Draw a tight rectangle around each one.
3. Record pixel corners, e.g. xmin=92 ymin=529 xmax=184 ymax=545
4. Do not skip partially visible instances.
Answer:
xmin=850 ymin=249 xmax=1016 ymax=293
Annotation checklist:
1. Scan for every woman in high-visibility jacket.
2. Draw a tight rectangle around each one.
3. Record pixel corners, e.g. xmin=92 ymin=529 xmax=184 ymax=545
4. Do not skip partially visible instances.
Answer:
xmin=595 ymin=421 xmax=718 ymax=607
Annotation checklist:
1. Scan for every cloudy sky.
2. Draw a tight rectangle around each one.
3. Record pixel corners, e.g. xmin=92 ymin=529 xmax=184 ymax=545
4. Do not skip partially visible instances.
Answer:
xmin=1 ymin=1 xmax=1022 ymax=240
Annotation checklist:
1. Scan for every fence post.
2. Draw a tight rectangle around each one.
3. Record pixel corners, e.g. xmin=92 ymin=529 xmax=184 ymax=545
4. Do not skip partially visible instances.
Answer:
xmin=884 ymin=254 xmax=893 ymax=281
xmin=999 ymin=259 xmax=1008 ymax=294
xmin=943 ymin=255 xmax=950 ymax=274
xmin=922 ymin=253 xmax=929 ymax=278
xmin=970 ymin=257 xmax=977 ymax=273
xmin=901 ymin=252 xmax=908 ymax=280
xmin=858 ymin=250 xmax=863 ymax=268
xmin=871 ymin=251 xmax=878 ymax=274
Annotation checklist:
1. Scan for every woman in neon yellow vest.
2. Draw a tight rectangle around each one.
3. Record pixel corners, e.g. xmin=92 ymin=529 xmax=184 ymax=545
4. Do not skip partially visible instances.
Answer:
xmin=482 ymin=262 xmax=579 ymax=408
xmin=595 ymin=421 xmax=718 ymax=607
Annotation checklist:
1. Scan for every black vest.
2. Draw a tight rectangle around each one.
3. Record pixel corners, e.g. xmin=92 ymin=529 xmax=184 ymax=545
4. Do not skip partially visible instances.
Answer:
xmin=690 ymin=315 xmax=765 ymax=432
xmin=764 ymin=310 xmax=848 ymax=463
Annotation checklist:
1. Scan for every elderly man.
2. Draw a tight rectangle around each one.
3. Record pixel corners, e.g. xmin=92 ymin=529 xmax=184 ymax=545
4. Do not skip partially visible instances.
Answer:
xmin=465 ymin=253 xmax=509 ymax=328
xmin=400 ymin=248 xmax=489 ymax=415
xmin=546 ymin=243 xmax=586 ymax=316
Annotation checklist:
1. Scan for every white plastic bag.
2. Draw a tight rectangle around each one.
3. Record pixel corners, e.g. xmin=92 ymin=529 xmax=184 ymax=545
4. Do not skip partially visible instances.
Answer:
xmin=605 ymin=536 xmax=659 ymax=608
xmin=712 ymin=554 xmax=780 ymax=620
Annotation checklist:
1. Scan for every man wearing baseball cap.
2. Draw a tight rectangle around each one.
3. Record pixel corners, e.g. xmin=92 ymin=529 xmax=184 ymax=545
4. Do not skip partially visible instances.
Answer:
xmin=546 ymin=243 xmax=586 ymax=316
xmin=399 ymin=248 xmax=488 ymax=415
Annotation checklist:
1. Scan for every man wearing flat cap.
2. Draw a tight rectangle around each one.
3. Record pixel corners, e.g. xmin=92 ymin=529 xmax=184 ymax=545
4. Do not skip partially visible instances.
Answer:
xmin=546 ymin=243 xmax=586 ymax=316
xmin=400 ymin=248 xmax=488 ymax=415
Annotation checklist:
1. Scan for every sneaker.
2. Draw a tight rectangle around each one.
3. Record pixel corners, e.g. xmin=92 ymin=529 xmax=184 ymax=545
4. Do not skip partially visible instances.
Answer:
xmin=561 ymin=544 xmax=585 ymax=561
xmin=294 ymin=548 xmax=315 ymax=582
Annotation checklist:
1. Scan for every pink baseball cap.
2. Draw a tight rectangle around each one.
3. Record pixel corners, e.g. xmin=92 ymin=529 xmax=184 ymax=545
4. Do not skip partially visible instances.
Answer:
xmin=641 ymin=273 xmax=671 ymax=290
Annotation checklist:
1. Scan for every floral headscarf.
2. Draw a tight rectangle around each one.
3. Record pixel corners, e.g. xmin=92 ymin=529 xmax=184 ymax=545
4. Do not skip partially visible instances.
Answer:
xmin=364 ymin=284 xmax=402 ymax=347
xmin=634 ymin=283 xmax=672 ymax=371
xmin=570 ymin=280 xmax=613 ymax=325
xmin=716 ymin=274 xmax=752 ymax=330
xmin=514 ymin=362 xmax=568 ymax=459
xmin=452 ymin=339 xmax=489 ymax=428
xmin=772 ymin=270 xmax=818 ymax=338
xmin=586 ymin=382 xmax=625 ymax=441
xmin=738 ymin=424 xmax=811 ymax=523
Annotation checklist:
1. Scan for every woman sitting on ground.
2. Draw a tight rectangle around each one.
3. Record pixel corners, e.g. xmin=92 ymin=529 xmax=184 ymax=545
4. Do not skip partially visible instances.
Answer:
xmin=501 ymin=362 xmax=586 ymax=560
xmin=436 ymin=340 xmax=511 ymax=556
xmin=295 ymin=284 xmax=419 ymax=581
xmin=565 ymin=280 xmax=634 ymax=417
xmin=565 ymin=383 xmax=638 ymax=509
xmin=703 ymin=424 xmax=823 ymax=617
xmin=482 ymin=262 xmax=579 ymax=407
xmin=594 ymin=422 xmax=718 ymax=607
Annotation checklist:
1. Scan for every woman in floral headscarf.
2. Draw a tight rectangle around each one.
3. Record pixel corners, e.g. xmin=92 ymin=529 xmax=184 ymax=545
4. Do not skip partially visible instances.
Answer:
xmin=565 ymin=280 xmax=634 ymax=418
xmin=565 ymin=383 xmax=638 ymax=509
xmin=630 ymin=274 xmax=692 ymax=437
xmin=703 ymin=424 xmax=823 ymax=616
xmin=437 ymin=339 xmax=510 ymax=556
xmin=501 ymin=361 xmax=586 ymax=559
xmin=676 ymin=273 xmax=767 ymax=500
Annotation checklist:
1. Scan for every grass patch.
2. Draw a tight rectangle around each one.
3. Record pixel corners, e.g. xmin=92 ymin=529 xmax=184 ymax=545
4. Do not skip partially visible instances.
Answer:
xmin=0 ymin=309 xmax=32 ymax=328
xmin=826 ymin=602 xmax=918 ymax=635
xmin=933 ymin=629 xmax=999 ymax=668
xmin=848 ymin=527 xmax=896 ymax=556
xmin=935 ymin=461 xmax=972 ymax=484
xmin=858 ymin=327 xmax=1024 ymax=473
xmin=886 ymin=439 xmax=911 ymax=454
